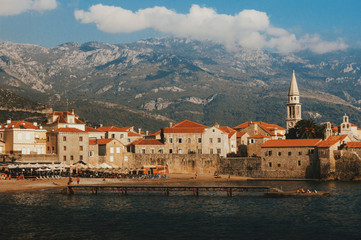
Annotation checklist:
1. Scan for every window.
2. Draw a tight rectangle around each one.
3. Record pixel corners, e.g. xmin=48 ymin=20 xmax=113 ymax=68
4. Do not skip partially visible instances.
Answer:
xmin=198 ymin=138 xmax=202 ymax=143
xmin=63 ymin=136 xmax=66 ymax=141
xmin=178 ymin=149 xmax=182 ymax=154
xmin=210 ymin=149 xmax=214 ymax=154
xmin=110 ymin=156 xmax=114 ymax=162
xmin=47 ymin=147 xmax=50 ymax=151
xmin=269 ymin=162 xmax=272 ymax=167
xmin=63 ymin=156 xmax=66 ymax=161
xmin=268 ymin=151 xmax=272 ymax=156
xmin=110 ymin=147 xmax=114 ymax=153
xmin=249 ymin=139 xmax=255 ymax=144
xmin=116 ymin=147 xmax=120 ymax=153
xmin=80 ymin=146 xmax=83 ymax=151
xmin=111 ymin=134 xmax=115 ymax=138
xmin=277 ymin=163 xmax=281 ymax=167
xmin=52 ymin=146 xmax=55 ymax=151
xmin=151 ymin=148 xmax=155 ymax=154
xmin=278 ymin=152 xmax=282 ymax=156
xmin=178 ymin=138 xmax=182 ymax=143
xmin=63 ymin=146 xmax=67 ymax=151
xmin=187 ymin=138 xmax=191 ymax=143
xmin=124 ymin=156 xmax=128 ymax=162
xmin=159 ymin=149 xmax=164 ymax=154
xmin=288 ymin=152 xmax=292 ymax=156
xmin=217 ymin=148 xmax=221 ymax=154
xmin=89 ymin=151 xmax=94 ymax=157
xmin=18 ymin=133 xmax=23 ymax=140
xmin=128 ymin=139 xmax=131 ymax=143
xmin=209 ymin=138 xmax=213 ymax=143
xmin=218 ymin=138 xmax=221 ymax=143
xmin=120 ymin=134 xmax=124 ymax=138
xmin=25 ymin=133 xmax=30 ymax=140
xmin=169 ymin=149 xmax=173 ymax=154
xmin=169 ymin=138 xmax=173 ymax=143
xmin=79 ymin=136 xmax=83 ymax=141
xmin=70 ymin=155 xmax=74 ymax=160
xmin=198 ymin=149 xmax=202 ymax=154
xmin=79 ymin=155 xmax=83 ymax=161
xmin=212 ymin=129 xmax=215 ymax=132
xmin=140 ymin=148 xmax=146 ymax=154
xmin=299 ymin=152 xmax=302 ymax=155
xmin=298 ymin=160 xmax=301 ymax=166
xmin=47 ymin=136 xmax=49 ymax=142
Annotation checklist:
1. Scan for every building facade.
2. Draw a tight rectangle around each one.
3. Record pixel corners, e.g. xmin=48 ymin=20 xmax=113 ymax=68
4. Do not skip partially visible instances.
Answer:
xmin=286 ymin=70 xmax=302 ymax=131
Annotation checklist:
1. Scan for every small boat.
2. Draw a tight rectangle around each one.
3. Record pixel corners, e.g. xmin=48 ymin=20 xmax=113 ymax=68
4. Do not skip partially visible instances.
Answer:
xmin=264 ymin=191 xmax=330 ymax=198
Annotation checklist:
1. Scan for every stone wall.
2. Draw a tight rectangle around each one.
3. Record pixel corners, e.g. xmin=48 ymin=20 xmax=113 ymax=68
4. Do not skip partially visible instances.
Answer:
xmin=219 ymin=157 xmax=262 ymax=177
xmin=18 ymin=154 xmax=59 ymax=163
xmin=334 ymin=150 xmax=361 ymax=180
xmin=130 ymin=154 xmax=220 ymax=174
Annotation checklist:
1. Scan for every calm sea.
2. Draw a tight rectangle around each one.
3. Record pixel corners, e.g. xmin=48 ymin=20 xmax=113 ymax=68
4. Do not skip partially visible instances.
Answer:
xmin=1 ymin=181 xmax=361 ymax=240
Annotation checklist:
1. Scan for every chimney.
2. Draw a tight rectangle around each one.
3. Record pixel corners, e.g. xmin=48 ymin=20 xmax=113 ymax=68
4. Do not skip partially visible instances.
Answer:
xmin=7 ymin=119 xmax=11 ymax=124
xmin=169 ymin=122 xmax=173 ymax=127
xmin=214 ymin=122 xmax=220 ymax=128
xmin=99 ymin=124 xmax=103 ymax=127
xmin=146 ymin=131 xmax=149 ymax=136
xmin=71 ymin=109 xmax=74 ymax=114
xmin=33 ymin=122 xmax=38 ymax=126
xmin=138 ymin=128 xmax=141 ymax=134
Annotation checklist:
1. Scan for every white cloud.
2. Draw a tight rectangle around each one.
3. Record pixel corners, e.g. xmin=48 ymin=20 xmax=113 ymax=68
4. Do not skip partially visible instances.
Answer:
xmin=0 ymin=0 xmax=57 ymax=16
xmin=74 ymin=4 xmax=347 ymax=54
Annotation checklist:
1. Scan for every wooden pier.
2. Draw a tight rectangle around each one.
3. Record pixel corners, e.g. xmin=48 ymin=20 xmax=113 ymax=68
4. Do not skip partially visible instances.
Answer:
xmin=63 ymin=185 xmax=278 ymax=197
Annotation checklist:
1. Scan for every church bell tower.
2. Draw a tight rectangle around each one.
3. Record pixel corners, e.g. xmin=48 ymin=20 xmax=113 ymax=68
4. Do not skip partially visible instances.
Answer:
xmin=286 ymin=70 xmax=302 ymax=131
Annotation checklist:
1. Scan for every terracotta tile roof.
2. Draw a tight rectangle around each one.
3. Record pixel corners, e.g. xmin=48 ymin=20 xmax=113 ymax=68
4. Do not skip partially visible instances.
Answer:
xmin=236 ymin=132 xmax=247 ymax=138
xmin=163 ymin=127 xmax=206 ymax=133
xmin=261 ymin=139 xmax=322 ymax=148
xmin=97 ymin=126 xmax=128 ymax=132
xmin=129 ymin=139 xmax=164 ymax=146
xmin=248 ymin=134 xmax=271 ymax=139
xmin=0 ymin=121 xmax=41 ymax=130
xmin=337 ymin=123 xmax=361 ymax=130
xmin=345 ymin=142 xmax=361 ymax=149
xmin=148 ymin=130 xmax=161 ymax=136
xmin=85 ymin=126 xmax=104 ymax=132
xmin=218 ymin=126 xmax=237 ymax=138
xmin=172 ymin=120 xmax=208 ymax=129
xmin=234 ymin=121 xmax=285 ymax=132
xmin=52 ymin=128 xmax=85 ymax=133
xmin=332 ymin=126 xmax=339 ymax=133
xmin=118 ymin=126 xmax=133 ymax=132
xmin=89 ymin=138 xmax=114 ymax=145
xmin=128 ymin=131 xmax=141 ymax=137
xmin=317 ymin=135 xmax=349 ymax=148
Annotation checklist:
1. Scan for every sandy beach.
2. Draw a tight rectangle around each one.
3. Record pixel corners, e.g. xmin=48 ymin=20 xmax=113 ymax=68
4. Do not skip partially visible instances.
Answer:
xmin=0 ymin=173 xmax=249 ymax=193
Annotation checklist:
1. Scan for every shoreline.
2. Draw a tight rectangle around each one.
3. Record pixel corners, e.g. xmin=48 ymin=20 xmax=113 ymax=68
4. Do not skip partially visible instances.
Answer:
xmin=1 ymin=173 xmax=358 ymax=194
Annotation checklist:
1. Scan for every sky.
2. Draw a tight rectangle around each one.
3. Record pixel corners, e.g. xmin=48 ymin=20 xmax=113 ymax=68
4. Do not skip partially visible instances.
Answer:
xmin=0 ymin=0 xmax=360 ymax=54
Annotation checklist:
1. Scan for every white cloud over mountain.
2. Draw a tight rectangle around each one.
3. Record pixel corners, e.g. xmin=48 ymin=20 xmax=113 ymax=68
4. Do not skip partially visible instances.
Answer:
xmin=74 ymin=4 xmax=347 ymax=54
xmin=0 ymin=0 xmax=57 ymax=16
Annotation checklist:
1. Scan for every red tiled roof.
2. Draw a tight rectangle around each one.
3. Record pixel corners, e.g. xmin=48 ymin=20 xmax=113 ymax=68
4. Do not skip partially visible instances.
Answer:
xmin=163 ymin=127 xmax=205 ymax=133
xmin=317 ymin=135 xmax=349 ymax=148
xmin=248 ymin=134 xmax=271 ymax=139
xmin=128 ymin=131 xmax=141 ymax=137
xmin=129 ymin=139 xmax=164 ymax=146
xmin=261 ymin=139 xmax=322 ymax=148
xmin=97 ymin=126 xmax=128 ymax=132
xmin=234 ymin=121 xmax=286 ymax=132
xmin=0 ymin=121 xmax=41 ymax=130
xmin=52 ymin=128 xmax=85 ymax=133
xmin=236 ymin=132 xmax=247 ymax=138
xmin=218 ymin=126 xmax=237 ymax=138
xmin=172 ymin=120 xmax=208 ymax=129
xmin=345 ymin=142 xmax=361 ymax=149
xmin=148 ymin=130 xmax=161 ymax=137
xmin=332 ymin=126 xmax=339 ymax=133
xmin=85 ymin=126 xmax=104 ymax=132
xmin=89 ymin=138 xmax=114 ymax=145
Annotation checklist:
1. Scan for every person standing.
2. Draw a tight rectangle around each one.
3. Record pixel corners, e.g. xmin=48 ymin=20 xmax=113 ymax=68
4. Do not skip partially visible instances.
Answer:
xmin=77 ymin=176 xmax=80 ymax=184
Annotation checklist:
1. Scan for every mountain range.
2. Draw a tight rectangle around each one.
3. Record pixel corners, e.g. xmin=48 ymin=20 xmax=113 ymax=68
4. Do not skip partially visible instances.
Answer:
xmin=0 ymin=37 xmax=360 ymax=132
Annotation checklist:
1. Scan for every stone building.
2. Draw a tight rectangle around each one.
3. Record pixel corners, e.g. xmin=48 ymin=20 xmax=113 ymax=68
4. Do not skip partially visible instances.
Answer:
xmin=46 ymin=128 xmax=89 ymax=165
xmin=247 ymin=134 xmax=271 ymax=157
xmin=161 ymin=120 xmax=231 ymax=157
xmin=41 ymin=109 xmax=85 ymax=131
xmin=317 ymin=135 xmax=351 ymax=177
xmin=0 ymin=120 xmax=46 ymax=154
xmin=88 ymin=138 xmax=126 ymax=167
xmin=286 ymin=70 xmax=302 ymax=131
xmin=234 ymin=121 xmax=285 ymax=140
xmin=333 ymin=114 xmax=361 ymax=141
xmin=97 ymin=126 xmax=142 ymax=145
xmin=260 ymin=139 xmax=322 ymax=178
xmin=128 ymin=139 xmax=165 ymax=154
xmin=85 ymin=126 xmax=105 ymax=139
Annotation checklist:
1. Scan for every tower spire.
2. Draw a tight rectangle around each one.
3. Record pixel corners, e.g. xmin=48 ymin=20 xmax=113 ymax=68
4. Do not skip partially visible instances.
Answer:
xmin=286 ymin=70 xmax=302 ymax=131
xmin=288 ymin=70 xmax=299 ymax=97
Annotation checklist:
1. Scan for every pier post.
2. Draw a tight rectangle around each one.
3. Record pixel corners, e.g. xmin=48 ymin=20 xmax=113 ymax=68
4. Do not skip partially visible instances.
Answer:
xmin=227 ymin=187 xmax=232 ymax=197
xmin=193 ymin=187 xmax=199 ymax=197
xmin=164 ymin=187 xmax=169 ymax=196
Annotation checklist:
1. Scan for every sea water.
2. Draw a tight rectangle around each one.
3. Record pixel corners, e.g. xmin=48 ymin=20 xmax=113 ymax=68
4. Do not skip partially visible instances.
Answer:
xmin=1 ymin=181 xmax=361 ymax=240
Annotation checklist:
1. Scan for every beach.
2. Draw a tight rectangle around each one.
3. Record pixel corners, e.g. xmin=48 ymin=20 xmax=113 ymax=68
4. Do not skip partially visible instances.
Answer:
xmin=0 ymin=173 xmax=249 ymax=193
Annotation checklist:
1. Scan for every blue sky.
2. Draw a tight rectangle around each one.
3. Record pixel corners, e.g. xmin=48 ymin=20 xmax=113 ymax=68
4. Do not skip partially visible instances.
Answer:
xmin=0 ymin=0 xmax=360 ymax=53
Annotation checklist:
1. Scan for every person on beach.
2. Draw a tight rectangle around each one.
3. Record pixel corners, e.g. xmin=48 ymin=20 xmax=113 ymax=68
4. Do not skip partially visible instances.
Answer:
xmin=77 ymin=176 xmax=80 ymax=184
xmin=300 ymin=187 xmax=306 ymax=193
xmin=296 ymin=188 xmax=300 ymax=194
xmin=228 ymin=175 xmax=230 ymax=182
xmin=68 ymin=176 xmax=73 ymax=185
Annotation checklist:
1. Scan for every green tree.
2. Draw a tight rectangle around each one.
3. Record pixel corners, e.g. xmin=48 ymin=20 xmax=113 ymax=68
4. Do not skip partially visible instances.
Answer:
xmin=286 ymin=119 xmax=325 ymax=139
